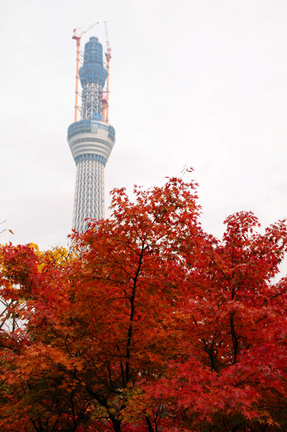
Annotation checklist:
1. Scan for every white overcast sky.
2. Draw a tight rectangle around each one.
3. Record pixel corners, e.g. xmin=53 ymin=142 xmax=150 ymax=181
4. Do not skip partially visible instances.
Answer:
xmin=1 ymin=0 xmax=287 ymax=251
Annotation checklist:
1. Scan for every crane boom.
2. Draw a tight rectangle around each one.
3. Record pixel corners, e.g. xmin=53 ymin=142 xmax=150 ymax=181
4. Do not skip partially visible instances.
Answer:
xmin=73 ymin=22 xmax=99 ymax=40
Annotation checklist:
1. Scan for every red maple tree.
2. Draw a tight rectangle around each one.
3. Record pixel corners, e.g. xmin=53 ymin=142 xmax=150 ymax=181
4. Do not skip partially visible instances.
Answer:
xmin=1 ymin=172 xmax=287 ymax=431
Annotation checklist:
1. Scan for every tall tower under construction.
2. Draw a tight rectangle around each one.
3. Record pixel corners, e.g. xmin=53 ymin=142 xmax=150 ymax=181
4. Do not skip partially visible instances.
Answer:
xmin=67 ymin=25 xmax=116 ymax=233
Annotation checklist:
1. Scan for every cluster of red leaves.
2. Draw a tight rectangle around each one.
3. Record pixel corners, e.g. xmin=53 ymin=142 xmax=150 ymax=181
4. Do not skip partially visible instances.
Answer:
xmin=1 ymin=172 xmax=287 ymax=431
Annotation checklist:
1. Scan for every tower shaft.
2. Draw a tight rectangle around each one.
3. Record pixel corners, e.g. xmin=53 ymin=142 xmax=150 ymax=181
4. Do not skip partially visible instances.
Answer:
xmin=73 ymin=157 xmax=104 ymax=231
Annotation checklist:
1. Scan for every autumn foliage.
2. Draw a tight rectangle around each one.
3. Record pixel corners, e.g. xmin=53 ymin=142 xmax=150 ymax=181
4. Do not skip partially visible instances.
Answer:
xmin=1 ymin=173 xmax=287 ymax=431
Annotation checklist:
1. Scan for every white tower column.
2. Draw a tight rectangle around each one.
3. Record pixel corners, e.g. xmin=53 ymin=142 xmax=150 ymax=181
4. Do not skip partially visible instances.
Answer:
xmin=73 ymin=157 xmax=104 ymax=233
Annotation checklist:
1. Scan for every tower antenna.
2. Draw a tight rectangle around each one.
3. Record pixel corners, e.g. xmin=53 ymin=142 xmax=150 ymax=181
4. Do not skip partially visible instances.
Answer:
xmin=72 ymin=22 xmax=99 ymax=122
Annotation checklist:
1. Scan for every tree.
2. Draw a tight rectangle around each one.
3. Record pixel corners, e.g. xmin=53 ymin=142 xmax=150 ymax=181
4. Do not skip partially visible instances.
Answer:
xmin=1 ymin=173 xmax=287 ymax=431
xmin=128 ymin=212 xmax=287 ymax=431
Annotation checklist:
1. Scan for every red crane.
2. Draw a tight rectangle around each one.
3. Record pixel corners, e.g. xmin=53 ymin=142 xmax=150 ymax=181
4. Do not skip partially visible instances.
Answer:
xmin=102 ymin=21 xmax=112 ymax=124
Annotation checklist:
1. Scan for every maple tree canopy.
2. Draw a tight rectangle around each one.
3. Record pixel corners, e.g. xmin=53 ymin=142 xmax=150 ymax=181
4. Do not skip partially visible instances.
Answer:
xmin=1 ymin=171 xmax=287 ymax=432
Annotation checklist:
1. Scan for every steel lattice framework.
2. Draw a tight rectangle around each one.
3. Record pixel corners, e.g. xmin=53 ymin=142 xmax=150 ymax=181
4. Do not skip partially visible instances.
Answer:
xmin=67 ymin=36 xmax=116 ymax=233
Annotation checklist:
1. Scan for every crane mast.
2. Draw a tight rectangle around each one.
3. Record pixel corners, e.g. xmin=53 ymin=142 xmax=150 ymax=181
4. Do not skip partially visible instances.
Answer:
xmin=104 ymin=21 xmax=111 ymax=123
xmin=100 ymin=22 xmax=112 ymax=124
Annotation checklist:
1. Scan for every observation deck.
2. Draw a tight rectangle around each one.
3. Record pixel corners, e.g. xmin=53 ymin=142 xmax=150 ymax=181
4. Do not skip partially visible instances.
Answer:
xmin=67 ymin=119 xmax=116 ymax=166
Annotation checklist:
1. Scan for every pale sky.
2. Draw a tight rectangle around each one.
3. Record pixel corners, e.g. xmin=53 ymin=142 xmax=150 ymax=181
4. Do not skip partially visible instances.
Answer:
xmin=1 ymin=0 xmax=287 ymax=252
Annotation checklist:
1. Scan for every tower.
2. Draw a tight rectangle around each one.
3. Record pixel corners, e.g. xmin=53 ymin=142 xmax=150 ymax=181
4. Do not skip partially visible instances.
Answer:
xmin=67 ymin=31 xmax=116 ymax=233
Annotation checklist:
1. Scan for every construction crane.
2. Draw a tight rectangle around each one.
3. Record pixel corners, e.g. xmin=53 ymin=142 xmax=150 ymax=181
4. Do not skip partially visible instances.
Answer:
xmin=72 ymin=22 xmax=99 ymax=122
xmin=103 ymin=21 xmax=112 ymax=123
